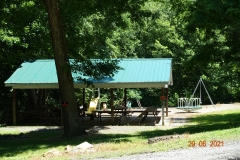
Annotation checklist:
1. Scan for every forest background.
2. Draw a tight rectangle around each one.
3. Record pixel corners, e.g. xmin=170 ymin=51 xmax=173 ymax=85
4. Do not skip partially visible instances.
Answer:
xmin=0 ymin=0 xmax=239 ymax=124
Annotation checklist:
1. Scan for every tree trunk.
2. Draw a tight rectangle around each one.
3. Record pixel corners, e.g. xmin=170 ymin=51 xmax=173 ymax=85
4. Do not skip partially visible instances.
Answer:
xmin=43 ymin=0 xmax=86 ymax=137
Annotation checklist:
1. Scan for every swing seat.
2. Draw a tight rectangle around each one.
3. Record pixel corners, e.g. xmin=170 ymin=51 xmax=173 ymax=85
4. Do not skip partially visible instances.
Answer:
xmin=177 ymin=98 xmax=202 ymax=112
xmin=176 ymin=105 xmax=202 ymax=112
xmin=176 ymin=78 xmax=215 ymax=112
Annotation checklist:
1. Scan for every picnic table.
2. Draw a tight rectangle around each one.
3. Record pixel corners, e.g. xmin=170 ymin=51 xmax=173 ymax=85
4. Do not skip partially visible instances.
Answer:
xmin=114 ymin=106 xmax=129 ymax=116
xmin=131 ymin=107 xmax=161 ymax=123
xmin=114 ymin=106 xmax=127 ymax=111
xmin=93 ymin=109 xmax=131 ymax=123
xmin=92 ymin=107 xmax=161 ymax=124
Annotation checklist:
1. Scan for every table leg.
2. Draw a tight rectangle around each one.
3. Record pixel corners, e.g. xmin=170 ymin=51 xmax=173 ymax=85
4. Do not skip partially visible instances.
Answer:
xmin=96 ymin=113 xmax=101 ymax=123
xmin=140 ymin=112 xmax=148 ymax=123
xmin=153 ymin=111 xmax=157 ymax=120
xmin=100 ymin=113 xmax=102 ymax=123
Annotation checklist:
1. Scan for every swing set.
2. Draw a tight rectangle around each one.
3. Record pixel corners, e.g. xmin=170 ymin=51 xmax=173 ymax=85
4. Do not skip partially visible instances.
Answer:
xmin=177 ymin=78 xmax=215 ymax=112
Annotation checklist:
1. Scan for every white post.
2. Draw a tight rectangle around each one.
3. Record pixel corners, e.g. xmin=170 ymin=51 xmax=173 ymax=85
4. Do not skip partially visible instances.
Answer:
xmin=162 ymin=99 xmax=165 ymax=125
xmin=160 ymin=87 xmax=165 ymax=126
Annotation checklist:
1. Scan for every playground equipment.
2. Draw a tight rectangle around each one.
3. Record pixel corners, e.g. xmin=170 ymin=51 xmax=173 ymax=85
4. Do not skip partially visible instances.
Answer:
xmin=86 ymin=97 xmax=99 ymax=114
xmin=136 ymin=100 xmax=143 ymax=108
xmin=177 ymin=78 xmax=215 ymax=112
xmin=177 ymin=97 xmax=202 ymax=112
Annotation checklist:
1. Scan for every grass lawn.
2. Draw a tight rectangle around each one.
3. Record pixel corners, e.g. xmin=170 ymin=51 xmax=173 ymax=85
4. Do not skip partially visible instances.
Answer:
xmin=0 ymin=108 xmax=240 ymax=160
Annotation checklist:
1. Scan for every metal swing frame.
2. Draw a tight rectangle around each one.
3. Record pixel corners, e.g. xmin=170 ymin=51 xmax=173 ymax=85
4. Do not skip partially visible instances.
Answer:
xmin=177 ymin=78 xmax=215 ymax=112
xmin=191 ymin=78 xmax=215 ymax=107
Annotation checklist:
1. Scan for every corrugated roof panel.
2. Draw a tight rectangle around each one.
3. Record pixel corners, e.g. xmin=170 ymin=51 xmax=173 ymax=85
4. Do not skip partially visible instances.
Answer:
xmin=112 ymin=59 xmax=169 ymax=83
xmin=6 ymin=60 xmax=58 ymax=84
xmin=5 ymin=58 xmax=173 ymax=88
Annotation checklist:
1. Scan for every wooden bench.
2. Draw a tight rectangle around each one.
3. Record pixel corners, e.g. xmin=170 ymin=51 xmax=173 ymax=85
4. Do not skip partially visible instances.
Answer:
xmin=156 ymin=112 xmax=162 ymax=122
xmin=138 ymin=107 xmax=160 ymax=123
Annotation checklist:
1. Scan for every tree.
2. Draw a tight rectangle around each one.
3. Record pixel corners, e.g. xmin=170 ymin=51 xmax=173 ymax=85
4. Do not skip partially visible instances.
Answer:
xmin=2 ymin=0 xmax=239 ymax=125
xmin=170 ymin=0 xmax=240 ymax=102
xmin=43 ymin=0 xmax=85 ymax=137
xmin=0 ymin=0 xmax=52 ymax=123
xmin=42 ymin=0 xmax=126 ymax=137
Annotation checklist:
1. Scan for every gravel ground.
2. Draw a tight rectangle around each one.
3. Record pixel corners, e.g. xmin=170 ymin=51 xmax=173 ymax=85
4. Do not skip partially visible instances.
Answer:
xmin=96 ymin=140 xmax=240 ymax=160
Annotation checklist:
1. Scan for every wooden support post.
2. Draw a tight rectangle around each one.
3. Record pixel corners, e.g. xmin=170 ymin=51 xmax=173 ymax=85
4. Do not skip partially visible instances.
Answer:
xmin=161 ymin=87 xmax=165 ymax=125
xmin=44 ymin=89 xmax=46 ymax=107
xmin=97 ymin=88 xmax=100 ymax=110
xmin=110 ymin=88 xmax=114 ymax=125
xmin=12 ymin=89 xmax=17 ymax=125
xmin=82 ymin=88 xmax=85 ymax=107
xmin=165 ymin=86 xmax=169 ymax=117
xmin=123 ymin=88 xmax=127 ymax=116
xmin=124 ymin=88 xmax=127 ymax=107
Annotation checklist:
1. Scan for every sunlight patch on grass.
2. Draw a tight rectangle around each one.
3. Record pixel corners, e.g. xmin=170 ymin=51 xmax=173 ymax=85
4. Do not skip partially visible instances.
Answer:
xmin=187 ymin=108 xmax=240 ymax=126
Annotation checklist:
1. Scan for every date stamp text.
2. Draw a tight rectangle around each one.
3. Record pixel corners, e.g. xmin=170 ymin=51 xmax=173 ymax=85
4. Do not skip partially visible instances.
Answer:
xmin=188 ymin=140 xmax=224 ymax=147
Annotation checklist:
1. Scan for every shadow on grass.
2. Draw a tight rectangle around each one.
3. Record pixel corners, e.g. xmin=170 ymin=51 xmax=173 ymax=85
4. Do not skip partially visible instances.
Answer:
xmin=0 ymin=111 xmax=240 ymax=158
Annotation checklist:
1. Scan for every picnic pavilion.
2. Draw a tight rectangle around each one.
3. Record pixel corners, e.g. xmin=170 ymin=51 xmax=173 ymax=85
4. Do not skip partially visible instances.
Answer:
xmin=5 ymin=58 xmax=173 ymax=125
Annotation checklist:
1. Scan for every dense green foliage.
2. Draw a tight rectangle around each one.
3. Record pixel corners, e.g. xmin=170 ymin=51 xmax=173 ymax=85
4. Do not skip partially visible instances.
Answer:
xmin=0 ymin=0 xmax=239 ymax=123
xmin=170 ymin=0 xmax=240 ymax=103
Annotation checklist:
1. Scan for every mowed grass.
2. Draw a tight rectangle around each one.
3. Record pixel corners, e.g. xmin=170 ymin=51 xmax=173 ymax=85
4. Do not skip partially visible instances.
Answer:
xmin=0 ymin=108 xmax=240 ymax=160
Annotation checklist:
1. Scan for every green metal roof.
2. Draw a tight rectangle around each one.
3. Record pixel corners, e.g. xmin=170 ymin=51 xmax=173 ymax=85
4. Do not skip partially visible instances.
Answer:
xmin=5 ymin=58 xmax=173 ymax=89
